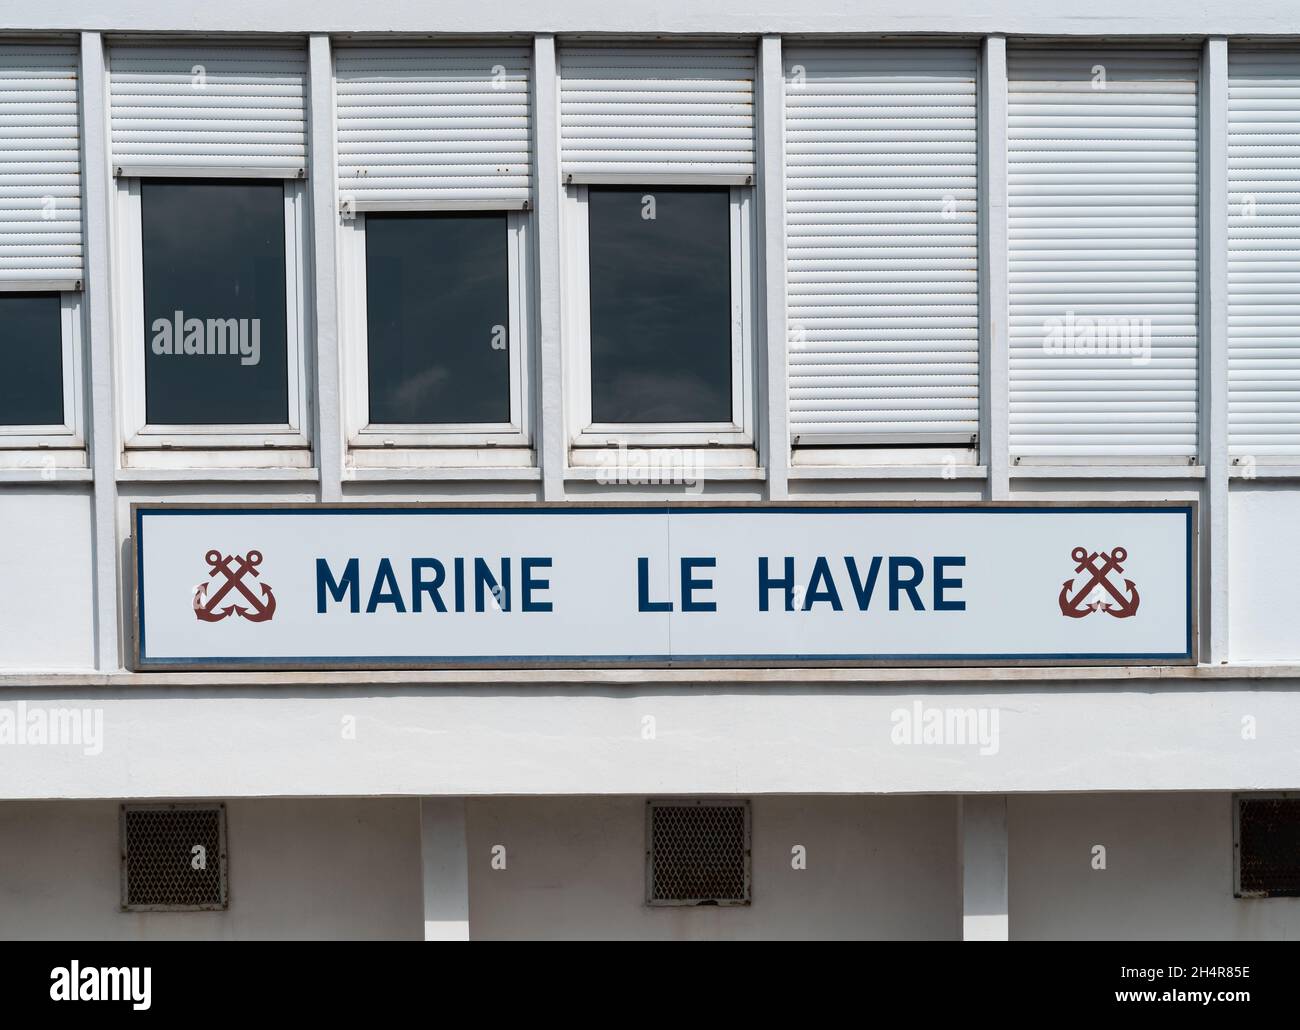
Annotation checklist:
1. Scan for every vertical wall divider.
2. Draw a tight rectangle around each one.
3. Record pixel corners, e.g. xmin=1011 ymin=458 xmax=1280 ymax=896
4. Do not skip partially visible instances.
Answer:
xmin=533 ymin=35 xmax=566 ymax=501
xmin=1202 ymin=37 xmax=1230 ymax=664
xmin=979 ymin=34 xmax=1010 ymax=500
xmin=758 ymin=34 xmax=790 ymax=499
xmin=80 ymin=31 xmax=121 ymax=671
xmin=308 ymin=34 xmax=343 ymax=502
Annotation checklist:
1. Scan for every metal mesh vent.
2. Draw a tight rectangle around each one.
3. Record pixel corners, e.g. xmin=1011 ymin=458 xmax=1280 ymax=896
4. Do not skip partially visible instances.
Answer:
xmin=1236 ymin=796 xmax=1300 ymax=898
xmin=646 ymin=800 xmax=750 ymax=906
xmin=121 ymin=803 xmax=228 ymax=910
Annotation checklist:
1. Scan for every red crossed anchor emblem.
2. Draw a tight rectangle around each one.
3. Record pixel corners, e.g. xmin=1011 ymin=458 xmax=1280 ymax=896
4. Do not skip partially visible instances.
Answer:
xmin=193 ymin=549 xmax=277 ymax=623
xmin=1058 ymin=546 xmax=1140 ymax=619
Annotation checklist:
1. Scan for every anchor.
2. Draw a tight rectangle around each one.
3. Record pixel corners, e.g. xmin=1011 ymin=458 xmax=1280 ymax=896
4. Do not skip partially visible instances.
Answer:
xmin=1058 ymin=546 xmax=1140 ymax=619
xmin=193 ymin=549 xmax=277 ymax=623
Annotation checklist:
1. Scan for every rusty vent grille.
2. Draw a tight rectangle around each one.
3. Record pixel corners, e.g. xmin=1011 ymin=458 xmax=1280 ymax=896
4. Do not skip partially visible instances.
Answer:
xmin=1236 ymin=796 xmax=1300 ymax=898
xmin=646 ymin=800 xmax=750 ymax=906
xmin=121 ymin=803 xmax=228 ymax=910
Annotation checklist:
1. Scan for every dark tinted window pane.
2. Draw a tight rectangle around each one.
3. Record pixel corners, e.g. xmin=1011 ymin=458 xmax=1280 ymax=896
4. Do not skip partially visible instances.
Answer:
xmin=0 ymin=293 xmax=63 ymax=425
xmin=141 ymin=180 xmax=288 ymax=425
xmin=588 ymin=187 xmax=732 ymax=423
xmin=365 ymin=213 xmax=510 ymax=424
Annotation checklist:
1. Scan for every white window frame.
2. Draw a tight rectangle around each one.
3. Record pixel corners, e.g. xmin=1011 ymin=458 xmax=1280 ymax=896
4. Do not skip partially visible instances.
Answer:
xmin=340 ymin=209 xmax=532 ymax=450
xmin=115 ymin=177 xmax=311 ymax=451
xmin=0 ymin=290 xmax=86 ymax=451
xmin=564 ymin=183 xmax=755 ymax=449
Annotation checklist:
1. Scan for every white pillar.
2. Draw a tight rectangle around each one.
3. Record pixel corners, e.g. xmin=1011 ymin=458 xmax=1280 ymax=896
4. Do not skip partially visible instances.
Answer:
xmin=307 ymin=34 xmax=343 ymax=502
xmin=80 ymin=32 xmax=121 ymax=672
xmin=757 ymin=34 xmax=790 ymax=500
xmin=959 ymin=794 xmax=1009 ymax=941
xmin=532 ymin=35 xmax=566 ymax=502
xmin=979 ymin=35 xmax=1010 ymax=500
xmin=420 ymin=798 xmax=469 ymax=941
xmin=1201 ymin=37 xmax=1230 ymax=665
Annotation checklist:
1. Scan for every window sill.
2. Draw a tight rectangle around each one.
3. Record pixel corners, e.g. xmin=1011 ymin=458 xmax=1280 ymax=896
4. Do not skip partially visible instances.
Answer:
xmin=1229 ymin=464 xmax=1300 ymax=481
xmin=566 ymin=443 xmax=762 ymax=483
xmin=117 ymin=467 xmax=320 ymax=483
xmin=1011 ymin=465 xmax=1206 ymax=480
xmin=0 ymin=448 xmax=88 ymax=473
xmin=789 ymin=465 xmax=988 ymax=481
xmin=347 ymin=446 xmax=534 ymax=471
xmin=564 ymin=465 xmax=766 ymax=482
xmin=795 ymin=444 xmax=978 ymax=464
xmin=121 ymin=447 xmax=314 ymax=473
xmin=0 ymin=467 xmax=93 ymax=484
xmin=569 ymin=444 xmax=757 ymax=466
xmin=345 ymin=466 xmax=541 ymax=483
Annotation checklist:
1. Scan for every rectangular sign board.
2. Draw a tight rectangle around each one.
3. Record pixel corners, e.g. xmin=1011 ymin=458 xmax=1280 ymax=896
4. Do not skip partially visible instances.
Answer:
xmin=132 ymin=503 xmax=1196 ymax=670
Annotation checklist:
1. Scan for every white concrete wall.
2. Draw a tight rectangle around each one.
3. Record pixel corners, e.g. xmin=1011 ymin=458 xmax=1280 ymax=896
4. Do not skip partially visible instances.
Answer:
xmin=0 ymin=490 xmax=95 ymax=672
xmin=0 ymin=794 xmax=958 ymax=940
xmin=3 ymin=792 xmax=1294 ymax=940
xmin=0 ymin=798 xmax=422 ymax=940
xmin=466 ymin=795 xmax=959 ymax=940
xmin=2 ymin=677 xmax=1297 ymax=798
xmin=1009 ymin=792 xmax=1300 ymax=940
xmin=1230 ymin=485 xmax=1300 ymax=662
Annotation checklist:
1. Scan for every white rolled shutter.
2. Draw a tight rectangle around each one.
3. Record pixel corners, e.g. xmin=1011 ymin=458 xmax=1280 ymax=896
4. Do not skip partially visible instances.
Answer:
xmin=335 ymin=45 xmax=532 ymax=211
xmin=1228 ymin=47 xmax=1300 ymax=458
xmin=560 ymin=45 xmax=754 ymax=183
xmin=109 ymin=43 xmax=306 ymax=177
xmin=0 ymin=43 xmax=82 ymax=290
xmin=785 ymin=44 xmax=979 ymax=444
xmin=1008 ymin=46 xmax=1199 ymax=459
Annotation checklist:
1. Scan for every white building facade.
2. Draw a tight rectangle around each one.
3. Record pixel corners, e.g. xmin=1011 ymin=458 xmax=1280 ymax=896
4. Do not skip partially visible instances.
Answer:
xmin=1 ymin=0 xmax=1300 ymax=940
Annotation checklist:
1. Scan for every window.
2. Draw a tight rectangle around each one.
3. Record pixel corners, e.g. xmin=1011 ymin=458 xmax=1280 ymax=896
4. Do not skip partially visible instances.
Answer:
xmin=346 ymin=211 xmax=529 ymax=445
xmin=334 ymin=44 xmax=534 ymax=458
xmin=0 ymin=43 xmax=85 ymax=461
xmin=118 ymin=178 xmax=308 ymax=449
xmin=142 ymin=180 xmax=289 ymax=426
xmin=0 ymin=294 xmax=84 ymax=456
xmin=568 ymin=185 xmax=752 ymax=444
xmin=589 ymin=187 xmax=734 ymax=424
xmin=0 ymin=294 xmax=64 ymax=426
xmin=366 ymin=214 xmax=509 ymax=425
xmin=109 ymin=41 xmax=309 ymax=458
xmin=560 ymin=44 xmax=757 ymax=450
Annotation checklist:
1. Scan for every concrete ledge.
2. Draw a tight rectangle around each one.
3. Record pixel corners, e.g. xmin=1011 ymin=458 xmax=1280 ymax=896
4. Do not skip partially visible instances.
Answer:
xmin=1 ymin=662 xmax=1298 ymax=689
xmin=0 ymin=675 xmax=1296 ymax=799
xmin=3 ymin=2 xmax=1298 ymax=37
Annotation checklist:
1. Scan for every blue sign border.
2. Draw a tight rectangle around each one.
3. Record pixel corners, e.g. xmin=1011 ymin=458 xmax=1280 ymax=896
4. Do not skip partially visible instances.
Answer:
xmin=132 ymin=502 xmax=1197 ymax=670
